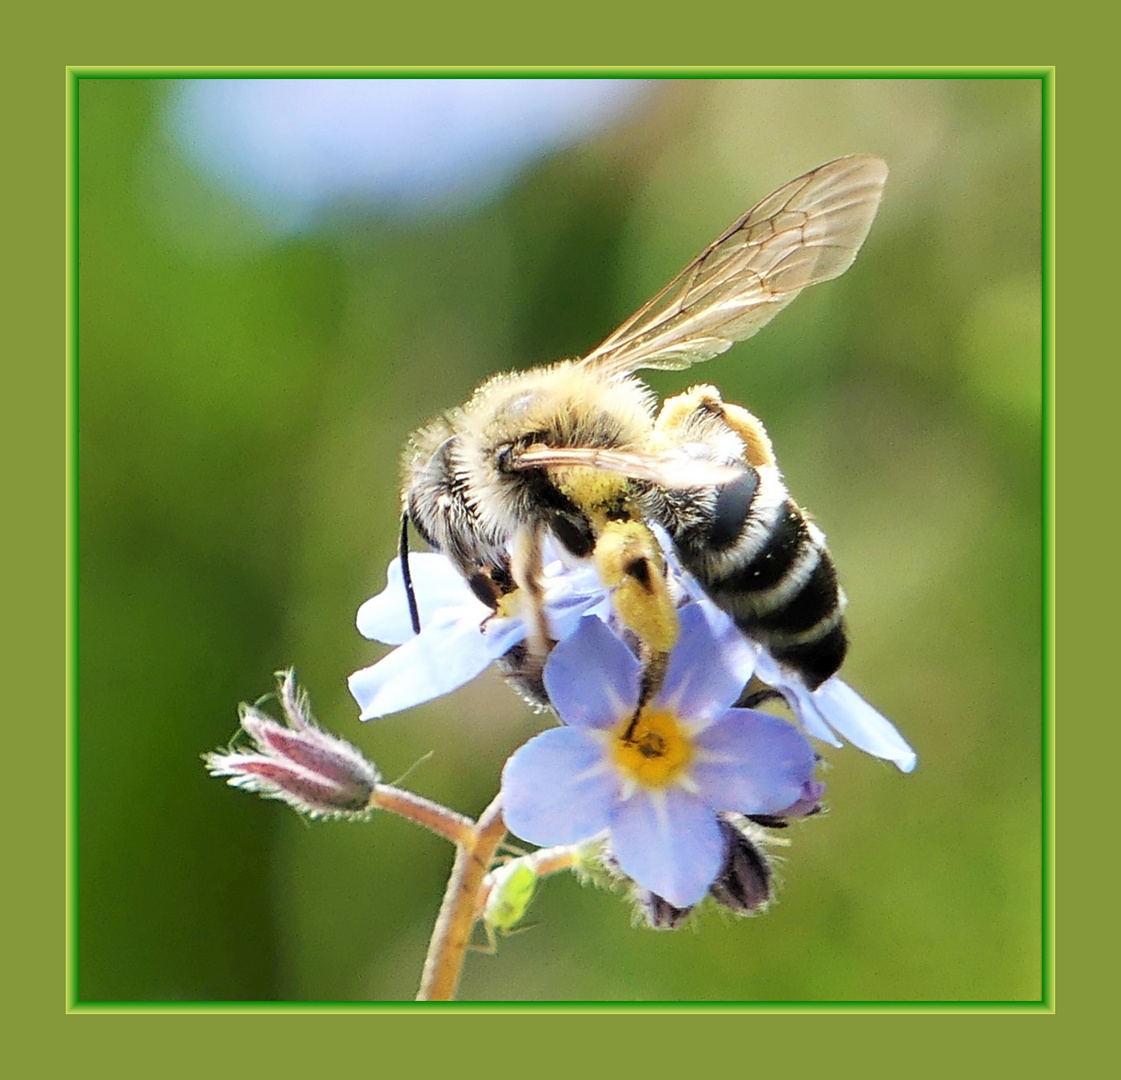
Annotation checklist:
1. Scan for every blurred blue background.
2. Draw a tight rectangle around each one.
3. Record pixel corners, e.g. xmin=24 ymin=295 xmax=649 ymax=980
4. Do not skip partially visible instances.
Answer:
xmin=76 ymin=76 xmax=1042 ymax=1002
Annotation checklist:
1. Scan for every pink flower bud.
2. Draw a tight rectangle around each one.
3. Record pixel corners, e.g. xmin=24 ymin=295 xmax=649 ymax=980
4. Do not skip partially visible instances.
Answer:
xmin=205 ymin=671 xmax=380 ymax=819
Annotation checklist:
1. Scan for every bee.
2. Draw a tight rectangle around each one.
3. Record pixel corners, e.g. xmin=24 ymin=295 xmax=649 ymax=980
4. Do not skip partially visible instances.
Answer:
xmin=400 ymin=155 xmax=888 ymax=692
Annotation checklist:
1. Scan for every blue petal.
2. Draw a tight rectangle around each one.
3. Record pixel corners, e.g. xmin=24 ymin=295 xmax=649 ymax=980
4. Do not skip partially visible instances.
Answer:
xmin=548 ymin=593 xmax=614 ymax=640
xmin=502 ymin=728 xmax=617 ymax=845
xmin=654 ymin=604 xmax=756 ymax=725
xmin=348 ymin=611 xmax=497 ymax=719
xmin=541 ymin=563 xmax=613 ymax=639
xmin=543 ymin=616 xmax=641 ymax=730
xmin=609 ymin=788 xmax=725 ymax=909
xmin=535 ymin=550 xmax=613 ymax=638
xmin=356 ymin=555 xmax=488 ymax=645
xmin=480 ymin=614 xmax=528 ymax=658
xmin=691 ymin=710 xmax=816 ymax=814
xmin=807 ymin=679 xmax=918 ymax=773
xmin=753 ymin=650 xmax=843 ymax=748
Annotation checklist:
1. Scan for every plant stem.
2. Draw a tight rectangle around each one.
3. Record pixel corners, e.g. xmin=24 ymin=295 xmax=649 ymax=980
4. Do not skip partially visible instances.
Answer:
xmin=370 ymin=784 xmax=475 ymax=846
xmin=416 ymin=794 xmax=506 ymax=1001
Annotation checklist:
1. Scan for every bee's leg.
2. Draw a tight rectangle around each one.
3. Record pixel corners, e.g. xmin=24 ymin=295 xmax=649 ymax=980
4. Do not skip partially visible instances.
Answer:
xmin=593 ymin=520 xmax=678 ymax=654
xmin=653 ymin=384 xmax=776 ymax=469
xmin=716 ymin=401 xmax=777 ymax=470
xmin=593 ymin=520 xmax=679 ymax=709
xmin=510 ymin=523 xmax=550 ymax=659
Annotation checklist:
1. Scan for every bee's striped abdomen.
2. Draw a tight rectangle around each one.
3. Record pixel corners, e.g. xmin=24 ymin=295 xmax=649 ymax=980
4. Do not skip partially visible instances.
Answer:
xmin=666 ymin=475 xmax=849 ymax=690
xmin=648 ymin=384 xmax=850 ymax=691
xmin=716 ymin=505 xmax=847 ymax=689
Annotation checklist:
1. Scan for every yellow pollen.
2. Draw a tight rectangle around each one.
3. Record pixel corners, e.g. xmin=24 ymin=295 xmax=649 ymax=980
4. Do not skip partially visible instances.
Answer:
xmin=612 ymin=708 xmax=694 ymax=788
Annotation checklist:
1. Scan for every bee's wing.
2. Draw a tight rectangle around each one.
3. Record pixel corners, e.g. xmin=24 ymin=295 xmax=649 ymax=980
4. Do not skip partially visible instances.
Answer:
xmin=510 ymin=445 xmax=742 ymax=489
xmin=580 ymin=155 xmax=888 ymax=377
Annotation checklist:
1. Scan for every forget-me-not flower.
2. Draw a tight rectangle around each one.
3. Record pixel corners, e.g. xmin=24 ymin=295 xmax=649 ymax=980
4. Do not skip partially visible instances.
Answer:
xmin=348 ymin=549 xmax=611 ymax=719
xmin=500 ymin=606 xmax=819 ymax=908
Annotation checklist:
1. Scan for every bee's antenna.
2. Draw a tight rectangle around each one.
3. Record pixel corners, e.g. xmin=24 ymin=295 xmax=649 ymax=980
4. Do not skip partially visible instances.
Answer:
xmin=400 ymin=511 xmax=422 ymax=636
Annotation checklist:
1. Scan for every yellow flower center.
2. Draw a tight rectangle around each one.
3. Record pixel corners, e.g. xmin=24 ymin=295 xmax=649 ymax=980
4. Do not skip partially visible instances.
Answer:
xmin=611 ymin=708 xmax=694 ymax=788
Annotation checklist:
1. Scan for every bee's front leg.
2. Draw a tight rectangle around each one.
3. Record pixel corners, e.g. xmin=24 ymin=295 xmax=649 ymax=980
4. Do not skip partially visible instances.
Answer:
xmin=509 ymin=523 xmax=551 ymax=660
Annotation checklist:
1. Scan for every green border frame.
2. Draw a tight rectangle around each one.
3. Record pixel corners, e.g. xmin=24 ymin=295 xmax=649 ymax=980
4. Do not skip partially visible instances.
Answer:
xmin=65 ymin=66 xmax=1055 ymax=1014
xmin=66 ymin=66 xmax=80 ymax=1016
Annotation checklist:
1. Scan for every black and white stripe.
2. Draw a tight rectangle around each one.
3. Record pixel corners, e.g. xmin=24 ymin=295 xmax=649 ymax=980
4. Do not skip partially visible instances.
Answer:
xmin=657 ymin=463 xmax=848 ymax=689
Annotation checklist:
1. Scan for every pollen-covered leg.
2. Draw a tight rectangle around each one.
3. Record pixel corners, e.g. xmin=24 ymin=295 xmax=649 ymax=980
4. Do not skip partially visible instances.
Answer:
xmin=653 ymin=384 xmax=776 ymax=469
xmin=593 ymin=520 xmax=680 ymax=659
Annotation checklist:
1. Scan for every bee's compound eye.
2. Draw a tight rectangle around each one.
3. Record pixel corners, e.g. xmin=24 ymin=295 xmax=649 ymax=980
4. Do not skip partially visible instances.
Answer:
xmin=709 ymin=467 xmax=759 ymax=549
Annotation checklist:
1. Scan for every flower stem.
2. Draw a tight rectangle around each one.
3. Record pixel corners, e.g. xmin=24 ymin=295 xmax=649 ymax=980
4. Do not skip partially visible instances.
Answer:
xmin=416 ymin=794 xmax=506 ymax=1001
xmin=523 ymin=844 xmax=583 ymax=879
xmin=370 ymin=784 xmax=475 ymax=846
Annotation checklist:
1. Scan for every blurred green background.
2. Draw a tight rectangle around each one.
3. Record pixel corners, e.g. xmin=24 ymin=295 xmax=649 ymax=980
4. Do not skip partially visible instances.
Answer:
xmin=76 ymin=76 xmax=1042 ymax=1002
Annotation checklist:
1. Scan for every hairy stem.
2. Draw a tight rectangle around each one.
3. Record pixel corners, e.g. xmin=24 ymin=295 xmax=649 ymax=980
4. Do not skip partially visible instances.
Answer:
xmin=370 ymin=784 xmax=475 ymax=846
xmin=416 ymin=794 xmax=507 ymax=1002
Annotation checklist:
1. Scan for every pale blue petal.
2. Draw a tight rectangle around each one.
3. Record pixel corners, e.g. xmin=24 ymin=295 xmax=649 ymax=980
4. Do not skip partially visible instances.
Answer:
xmin=539 ymin=553 xmax=601 ymax=597
xmin=356 ymin=555 xmax=488 ymax=645
xmin=654 ymin=604 xmax=756 ymax=725
xmin=753 ymin=650 xmax=843 ymax=748
xmin=548 ymin=594 xmax=613 ymax=640
xmin=538 ymin=557 xmax=612 ymax=639
xmin=610 ymin=788 xmax=725 ymax=909
xmin=698 ymin=596 xmax=763 ymax=666
xmin=502 ymin=728 xmax=617 ymax=845
xmin=544 ymin=585 xmax=611 ymax=638
xmin=543 ymin=616 xmax=641 ymax=730
xmin=691 ymin=710 xmax=816 ymax=814
xmin=758 ymin=649 xmax=917 ymax=772
xmin=348 ymin=612 xmax=493 ymax=719
xmin=810 ymin=679 xmax=918 ymax=773
xmin=480 ymin=615 xmax=527 ymax=658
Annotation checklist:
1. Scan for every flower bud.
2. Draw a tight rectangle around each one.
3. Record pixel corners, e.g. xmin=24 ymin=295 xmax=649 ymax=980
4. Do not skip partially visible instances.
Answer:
xmin=708 ymin=820 xmax=772 ymax=916
xmin=205 ymin=670 xmax=380 ymax=819
xmin=780 ymin=778 xmax=826 ymax=820
xmin=633 ymin=887 xmax=694 ymax=931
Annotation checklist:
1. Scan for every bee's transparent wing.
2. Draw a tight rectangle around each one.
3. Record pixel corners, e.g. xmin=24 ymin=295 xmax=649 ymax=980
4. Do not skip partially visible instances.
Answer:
xmin=580 ymin=155 xmax=888 ymax=377
xmin=510 ymin=445 xmax=741 ymax=489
